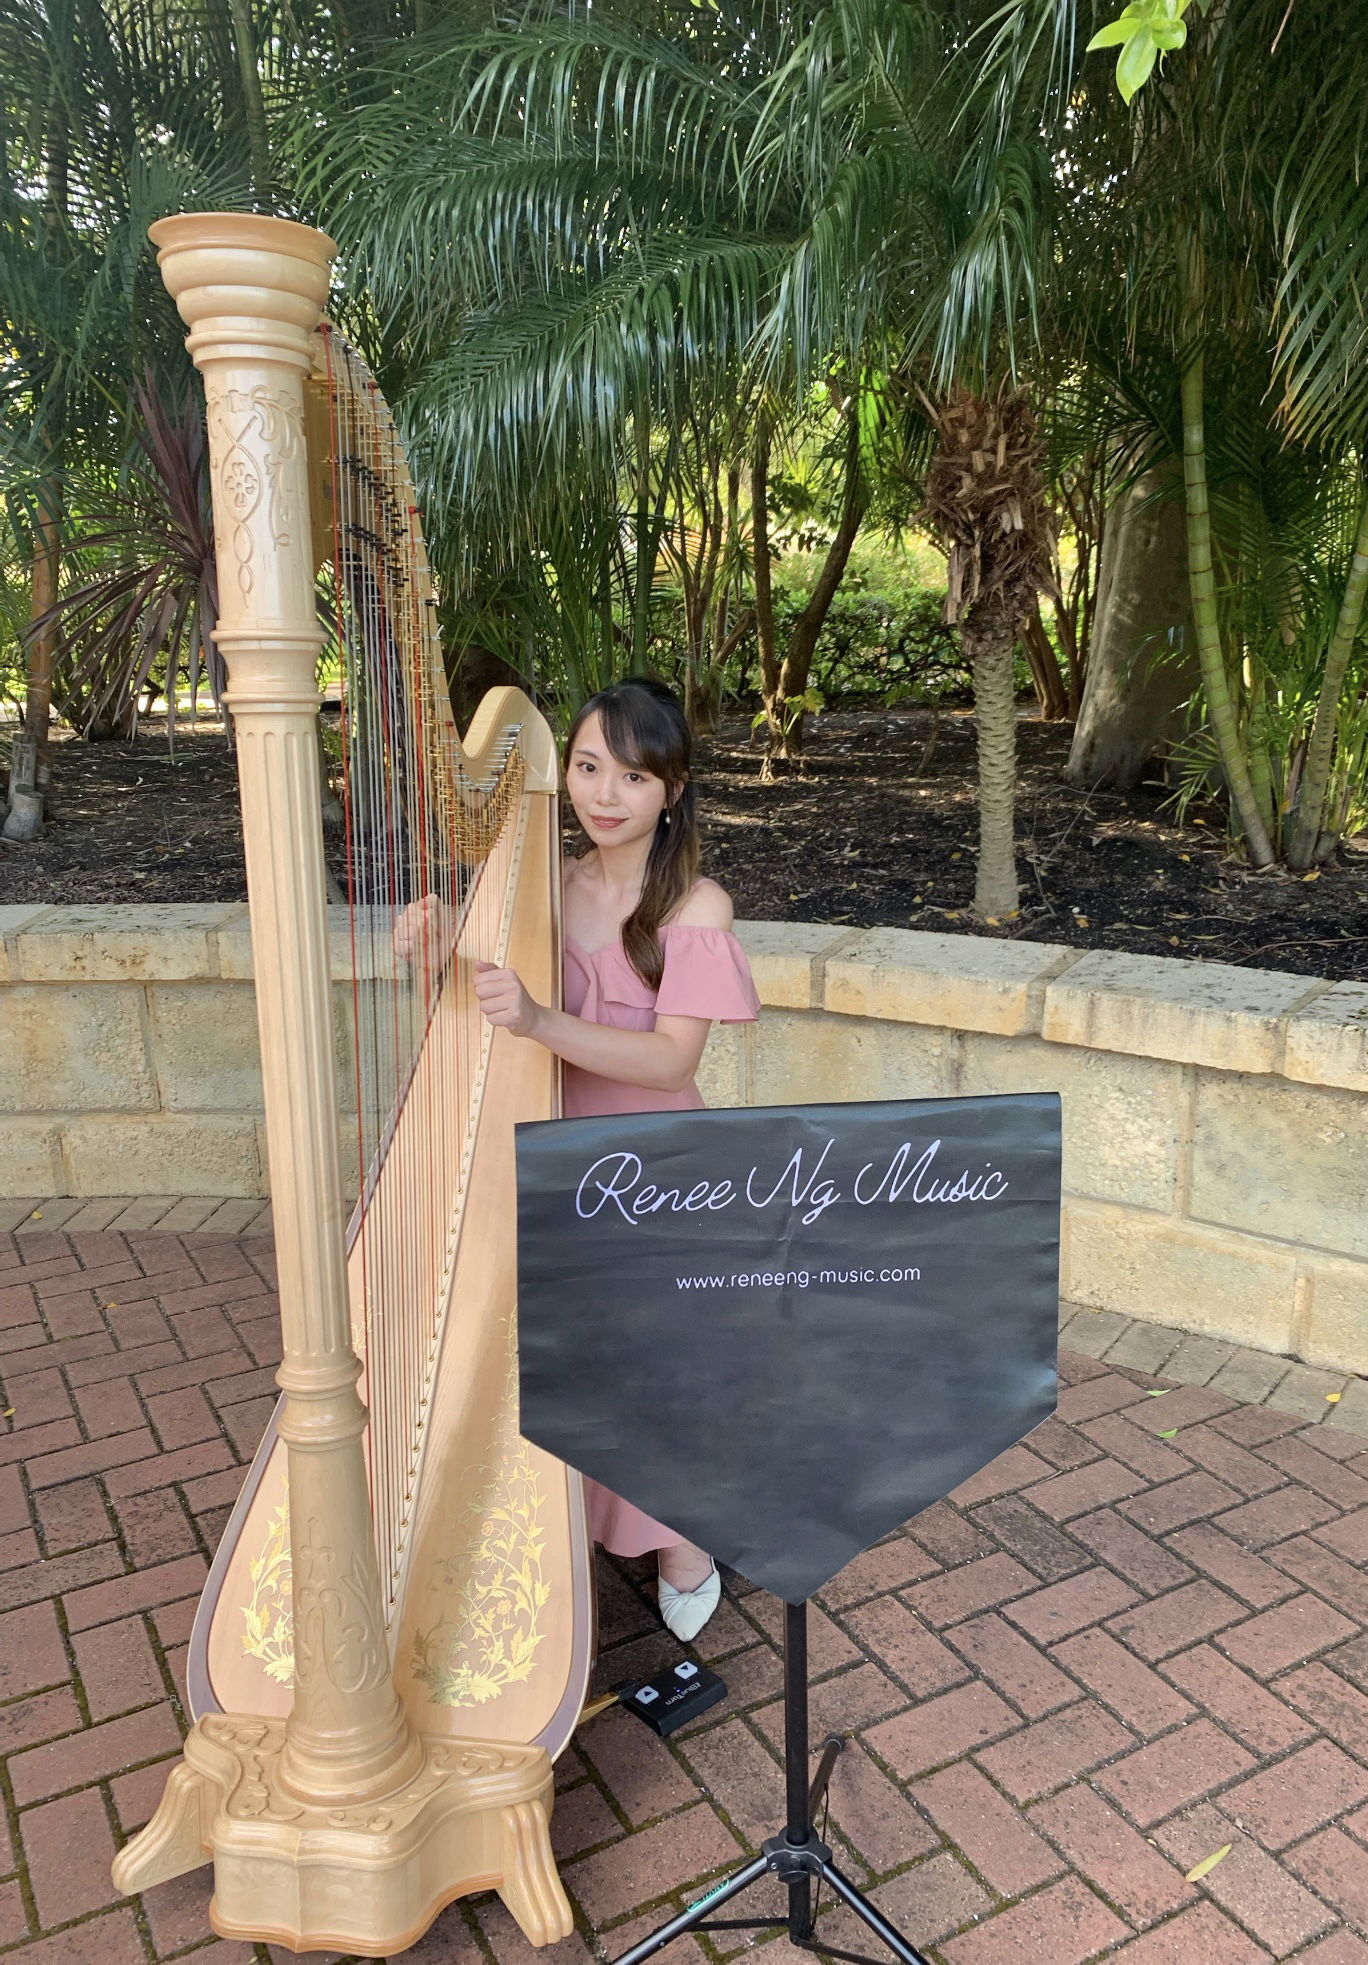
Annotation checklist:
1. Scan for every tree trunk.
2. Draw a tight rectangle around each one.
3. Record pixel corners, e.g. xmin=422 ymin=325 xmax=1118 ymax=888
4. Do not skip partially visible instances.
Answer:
xmin=12 ymin=93 xmax=70 ymax=834
xmin=228 ymin=0 xmax=272 ymax=202
xmin=1175 ymin=232 xmax=1276 ymax=865
xmin=767 ymin=414 xmax=864 ymax=763
xmin=5 ymin=498 xmax=62 ymax=841
xmin=449 ymin=641 xmax=524 ymax=728
xmin=2 ymin=736 xmax=43 ymax=841
xmin=1021 ymin=605 xmax=1069 ymax=720
xmin=751 ymin=421 xmax=778 ymax=753
xmin=964 ymin=604 xmax=1020 ymax=919
xmin=1065 ymin=464 xmax=1197 ymax=788
xmin=1288 ymin=483 xmax=1368 ymax=868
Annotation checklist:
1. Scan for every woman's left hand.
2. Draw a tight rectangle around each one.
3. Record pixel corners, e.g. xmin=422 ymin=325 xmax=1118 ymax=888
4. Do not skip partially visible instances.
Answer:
xmin=473 ymin=961 xmax=544 ymax=1039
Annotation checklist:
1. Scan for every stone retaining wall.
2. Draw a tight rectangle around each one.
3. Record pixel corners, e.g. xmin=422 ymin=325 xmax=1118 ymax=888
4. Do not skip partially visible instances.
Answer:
xmin=3 ymin=903 xmax=1366 ymax=1372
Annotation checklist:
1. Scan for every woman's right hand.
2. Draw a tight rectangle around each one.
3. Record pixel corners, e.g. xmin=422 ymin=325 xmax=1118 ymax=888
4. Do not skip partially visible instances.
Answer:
xmin=393 ymin=892 xmax=455 ymax=965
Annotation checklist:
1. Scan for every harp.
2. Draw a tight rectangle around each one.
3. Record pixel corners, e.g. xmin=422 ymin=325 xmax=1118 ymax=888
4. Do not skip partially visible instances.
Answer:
xmin=111 ymin=214 xmax=594 ymax=1956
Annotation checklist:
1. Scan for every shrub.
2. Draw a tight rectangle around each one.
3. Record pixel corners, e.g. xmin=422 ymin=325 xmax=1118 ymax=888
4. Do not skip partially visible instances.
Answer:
xmin=791 ymin=588 xmax=971 ymax=705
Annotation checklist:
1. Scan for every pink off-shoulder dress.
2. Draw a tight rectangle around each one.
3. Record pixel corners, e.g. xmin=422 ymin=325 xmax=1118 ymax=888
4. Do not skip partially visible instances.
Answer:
xmin=563 ymin=921 xmax=760 ymax=1555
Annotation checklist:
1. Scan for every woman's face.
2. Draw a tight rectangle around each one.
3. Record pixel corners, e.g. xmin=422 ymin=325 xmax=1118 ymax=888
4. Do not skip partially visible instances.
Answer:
xmin=566 ymin=710 xmax=672 ymax=850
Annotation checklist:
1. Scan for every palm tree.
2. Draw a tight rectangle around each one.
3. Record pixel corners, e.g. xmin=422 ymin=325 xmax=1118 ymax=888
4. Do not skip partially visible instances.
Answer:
xmin=921 ymin=385 xmax=1055 ymax=916
xmin=296 ymin=0 xmax=1064 ymax=913
xmin=984 ymin=0 xmax=1368 ymax=867
xmin=0 ymin=0 xmax=419 ymax=833
xmin=1 ymin=0 xmax=245 ymax=832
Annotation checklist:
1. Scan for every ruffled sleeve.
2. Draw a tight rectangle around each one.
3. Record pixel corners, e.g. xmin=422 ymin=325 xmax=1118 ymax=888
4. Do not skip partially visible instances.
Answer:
xmin=653 ymin=925 xmax=761 ymax=1024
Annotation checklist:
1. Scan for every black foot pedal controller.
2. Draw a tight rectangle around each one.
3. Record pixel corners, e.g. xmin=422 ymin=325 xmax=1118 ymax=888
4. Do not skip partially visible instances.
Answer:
xmin=617 ymin=1659 xmax=727 ymax=1737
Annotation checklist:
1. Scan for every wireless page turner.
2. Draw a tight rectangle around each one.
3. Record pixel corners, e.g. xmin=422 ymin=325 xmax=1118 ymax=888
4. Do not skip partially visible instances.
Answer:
xmin=617 ymin=1660 xmax=727 ymax=1737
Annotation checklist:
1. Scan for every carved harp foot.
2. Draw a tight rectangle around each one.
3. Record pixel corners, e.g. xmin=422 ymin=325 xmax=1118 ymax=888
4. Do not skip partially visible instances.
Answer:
xmin=111 ymin=1752 xmax=218 ymax=1894
xmin=111 ymin=1716 xmax=571 ymax=1955
xmin=498 ymin=1796 xmax=575 ymax=1946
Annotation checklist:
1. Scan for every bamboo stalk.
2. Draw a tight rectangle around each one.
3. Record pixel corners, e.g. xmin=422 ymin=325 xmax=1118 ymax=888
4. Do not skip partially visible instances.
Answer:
xmin=1175 ymin=230 xmax=1276 ymax=867
xmin=1288 ymin=484 xmax=1368 ymax=867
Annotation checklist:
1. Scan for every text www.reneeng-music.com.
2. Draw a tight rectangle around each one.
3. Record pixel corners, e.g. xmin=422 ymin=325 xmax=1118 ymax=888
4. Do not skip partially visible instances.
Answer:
xmin=675 ymin=1265 xmax=922 ymax=1290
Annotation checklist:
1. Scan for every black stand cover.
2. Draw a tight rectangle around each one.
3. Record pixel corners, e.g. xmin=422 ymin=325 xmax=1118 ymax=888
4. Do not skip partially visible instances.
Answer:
xmin=517 ymin=1095 xmax=1061 ymax=1604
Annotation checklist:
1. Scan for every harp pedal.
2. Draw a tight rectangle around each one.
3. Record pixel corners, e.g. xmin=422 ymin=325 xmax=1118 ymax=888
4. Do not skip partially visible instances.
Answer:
xmin=614 ymin=1660 xmax=727 ymax=1738
xmin=576 ymin=1690 xmax=621 ymax=1726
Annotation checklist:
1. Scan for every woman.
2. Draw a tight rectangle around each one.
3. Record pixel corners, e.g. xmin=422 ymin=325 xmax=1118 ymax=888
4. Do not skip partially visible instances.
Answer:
xmin=472 ymin=677 xmax=759 ymax=1641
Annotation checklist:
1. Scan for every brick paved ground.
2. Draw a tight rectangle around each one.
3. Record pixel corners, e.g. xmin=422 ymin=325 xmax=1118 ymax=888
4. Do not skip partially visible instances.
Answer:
xmin=6 ymin=1206 xmax=1368 ymax=1965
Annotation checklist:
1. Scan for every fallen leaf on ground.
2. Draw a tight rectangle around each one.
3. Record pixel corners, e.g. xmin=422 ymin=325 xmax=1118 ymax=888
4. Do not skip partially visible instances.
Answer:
xmin=1185 ymin=1845 xmax=1232 ymax=1883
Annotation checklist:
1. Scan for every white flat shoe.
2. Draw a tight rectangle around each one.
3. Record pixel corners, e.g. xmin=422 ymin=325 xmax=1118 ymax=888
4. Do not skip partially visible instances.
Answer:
xmin=658 ymin=1560 xmax=721 ymax=1643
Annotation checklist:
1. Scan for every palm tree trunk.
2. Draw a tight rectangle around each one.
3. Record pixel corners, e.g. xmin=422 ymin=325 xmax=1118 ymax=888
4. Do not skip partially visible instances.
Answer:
xmin=23 ymin=498 xmax=61 ymax=750
xmin=10 ymin=96 xmax=69 ymax=837
xmin=965 ymin=605 xmax=1019 ymax=918
xmin=2 ymin=505 xmax=60 ymax=841
xmin=631 ymin=411 xmax=673 ymax=665
xmin=1246 ymin=667 xmax=1276 ymax=842
xmin=228 ymin=0 xmax=272 ymax=202
xmin=1175 ymin=231 xmax=1276 ymax=865
xmin=1287 ymin=483 xmax=1368 ymax=868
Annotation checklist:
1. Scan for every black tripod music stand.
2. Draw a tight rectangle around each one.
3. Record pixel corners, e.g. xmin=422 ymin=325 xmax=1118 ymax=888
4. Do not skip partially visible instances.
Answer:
xmin=515 ymin=1096 xmax=1062 ymax=1964
xmin=609 ymin=1599 xmax=928 ymax=1965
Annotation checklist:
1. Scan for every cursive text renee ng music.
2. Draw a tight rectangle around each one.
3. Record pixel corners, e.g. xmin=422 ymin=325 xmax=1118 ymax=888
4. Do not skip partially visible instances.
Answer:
xmin=574 ymin=1136 xmax=1009 ymax=1229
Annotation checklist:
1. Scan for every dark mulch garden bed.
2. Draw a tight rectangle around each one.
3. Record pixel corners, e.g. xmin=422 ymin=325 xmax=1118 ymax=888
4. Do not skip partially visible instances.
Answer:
xmin=3 ymin=707 xmax=1366 ymax=979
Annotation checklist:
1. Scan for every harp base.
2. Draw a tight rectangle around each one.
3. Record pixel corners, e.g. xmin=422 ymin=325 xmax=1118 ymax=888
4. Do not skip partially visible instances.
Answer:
xmin=111 ymin=1711 xmax=572 ymax=1954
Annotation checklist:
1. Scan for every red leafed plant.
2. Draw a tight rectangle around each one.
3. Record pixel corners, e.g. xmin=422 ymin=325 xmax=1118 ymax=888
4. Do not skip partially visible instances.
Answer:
xmin=46 ymin=378 xmax=220 ymax=743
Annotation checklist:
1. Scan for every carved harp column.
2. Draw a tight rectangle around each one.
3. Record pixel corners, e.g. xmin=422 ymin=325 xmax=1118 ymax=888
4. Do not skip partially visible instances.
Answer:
xmin=111 ymin=213 xmax=573 ymax=1958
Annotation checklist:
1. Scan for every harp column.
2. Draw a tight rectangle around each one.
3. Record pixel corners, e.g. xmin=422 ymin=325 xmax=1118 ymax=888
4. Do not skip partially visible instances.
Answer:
xmin=148 ymin=212 xmax=421 ymax=1807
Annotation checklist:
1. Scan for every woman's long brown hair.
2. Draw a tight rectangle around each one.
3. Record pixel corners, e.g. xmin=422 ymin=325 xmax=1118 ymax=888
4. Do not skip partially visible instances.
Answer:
xmin=564 ymin=677 xmax=700 ymax=990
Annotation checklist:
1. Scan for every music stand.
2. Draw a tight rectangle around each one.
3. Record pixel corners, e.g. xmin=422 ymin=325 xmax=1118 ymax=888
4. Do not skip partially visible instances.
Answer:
xmin=610 ymin=1599 xmax=928 ymax=1965
xmin=515 ymin=1095 xmax=1062 ymax=1965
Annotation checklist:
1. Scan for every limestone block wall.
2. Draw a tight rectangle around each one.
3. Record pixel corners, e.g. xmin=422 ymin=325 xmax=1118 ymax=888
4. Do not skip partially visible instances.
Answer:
xmin=0 ymin=904 xmax=359 ymax=1203
xmin=3 ymin=904 xmax=1366 ymax=1372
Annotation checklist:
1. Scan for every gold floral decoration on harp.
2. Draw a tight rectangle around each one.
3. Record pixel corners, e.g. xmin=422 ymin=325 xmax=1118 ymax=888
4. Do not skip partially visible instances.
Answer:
xmin=242 ymin=1497 xmax=295 ymax=1684
xmin=411 ymin=1335 xmax=549 ymax=1710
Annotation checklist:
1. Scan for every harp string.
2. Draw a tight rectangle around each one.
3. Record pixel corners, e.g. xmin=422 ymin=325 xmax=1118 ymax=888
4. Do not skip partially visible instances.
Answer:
xmin=318 ymin=327 xmax=528 ymax=1613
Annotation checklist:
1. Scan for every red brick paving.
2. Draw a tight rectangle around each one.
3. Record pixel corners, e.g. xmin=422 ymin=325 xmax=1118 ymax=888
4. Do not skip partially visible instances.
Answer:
xmin=913 ymin=1763 xmax=1062 ymax=1896
xmin=7 ymin=1227 xmax=1368 ymax=1962
xmin=1030 ymin=1784 xmax=1194 ymax=1928
xmin=1154 ymin=1803 xmax=1334 ymax=1955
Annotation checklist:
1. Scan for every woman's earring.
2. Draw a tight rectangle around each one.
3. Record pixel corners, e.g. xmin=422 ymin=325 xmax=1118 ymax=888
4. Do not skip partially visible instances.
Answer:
xmin=664 ymin=811 xmax=672 ymax=827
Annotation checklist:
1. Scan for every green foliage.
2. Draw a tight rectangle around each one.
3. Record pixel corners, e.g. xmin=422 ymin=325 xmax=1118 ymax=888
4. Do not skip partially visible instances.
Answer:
xmin=1164 ymin=524 xmax=1368 ymax=849
xmin=779 ymin=588 xmax=969 ymax=705
xmin=1086 ymin=0 xmax=1195 ymax=103
xmin=4 ymin=0 xmax=1367 ymax=890
xmin=0 ymin=531 xmax=30 ymax=715
xmin=752 ymin=689 xmax=824 ymax=742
